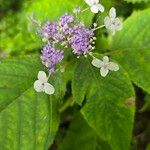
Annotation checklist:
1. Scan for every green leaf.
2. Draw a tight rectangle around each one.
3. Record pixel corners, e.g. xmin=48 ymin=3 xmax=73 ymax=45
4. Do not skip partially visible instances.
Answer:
xmin=140 ymin=94 xmax=150 ymax=112
xmin=0 ymin=0 xmax=93 ymax=55
xmin=112 ymin=9 xmax=150 ymax=50
xmin=72 ymin=56 xmax=135 ymax=150
xmin=0 ymin=55 xmax=68 ymax=149
xmin=58 ymin=112 xmax=111 ymax=150
xmin=124 ymin=0 xmax=150 ymax=3
xmin=146 ymin=143 xmax=150 ymax=150
xmin=0 ymin=90 xmax=59 ymax=149
xmin=111 ymin=9 xmax=150 ymax=93
xmin=0 ymin=56 xmax=42 ymax=110
xmin=27 ymin=0 xmax=93 ymax=26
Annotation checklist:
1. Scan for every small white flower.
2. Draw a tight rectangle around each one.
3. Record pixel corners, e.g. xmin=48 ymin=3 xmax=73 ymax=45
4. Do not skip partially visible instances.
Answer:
xmin=34 ymin=71 xmax=55 ymax=95
xmin=104 ymin=7 xmax=123 ymax=35
xmin=92 ymin=56 xmax=119 ymax=77
xmin=84 ymin=0 xmax=104 ymax=13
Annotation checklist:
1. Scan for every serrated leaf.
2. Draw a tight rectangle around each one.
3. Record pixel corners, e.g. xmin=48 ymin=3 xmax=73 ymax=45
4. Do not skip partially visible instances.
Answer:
xmin=111 ymin=9 xmax=150 ymax=93
xmin=72 ymin=56 xmax=135 ymax=150
xmin=0 ymin=56 xmax=42 ymax=110
xmin=58 ymin=112 xmax=111 ymax=150
xmin=0 ymin=89 xmax=59 ymax=149
xmin=0 ymin=55 xmax=68 ymax=149
xmin=112 ymin=9 xmax=150 ymax=49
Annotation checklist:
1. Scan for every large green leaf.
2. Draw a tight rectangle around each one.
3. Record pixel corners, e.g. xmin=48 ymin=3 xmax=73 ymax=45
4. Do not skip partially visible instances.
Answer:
xmin=112 ymin=9 xmax=150 ymax=50
xmin=0 ymin=56 xmax=42 ymax=110
xmin=0 ymin=90 xmax=59 ymax=149
xmin=111 ymin=9 xmax=150 ymax=93
xmin=58 ymin=112 xmax=111 ymax=150
xmin=72 ymin=56 xmax=135 ymax=150
xmin=0 ymin=55 xmax=68 ymax=149
xmin=0 ymin=0 xmax=93 ymax=55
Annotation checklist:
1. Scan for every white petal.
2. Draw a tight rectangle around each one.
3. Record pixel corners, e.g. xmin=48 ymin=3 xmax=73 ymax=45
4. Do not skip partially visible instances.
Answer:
xmin=44 ymin=83 xmax=55 ymax=95
xmin=103 ymin=56 xmax=109 ymax=63
xmin=38 ymin=71 xmax=48 ymax=83
xmin=97 ymin=3 xmax=105 ymax=12
xmin=100 ymin=67 xmax=109 ymax=77
xmin=84 ymin=0 xmax=99 ymax=6
xmin=114 ymin=18 xmax=123 ymax=31
xmin=108 ymin=62 xmax=119 ymax=71
xmin=94 ymin=0 xmax=99 ymax=4
xmin=104 ymin=16 xmax=111 ymax=29
xmin=109 ymin=7 xmax=116 ymax=19
xmin=90 ymin=5 xmax=99 ymax=13
xmin=92 ymin=58 xmax=103 ymax=68
xmin=34 ymin=80 xmax=44 ymax=92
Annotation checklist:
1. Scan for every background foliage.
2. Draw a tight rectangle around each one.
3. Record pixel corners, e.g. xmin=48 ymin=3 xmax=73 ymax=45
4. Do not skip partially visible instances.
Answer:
xmin=0 ymin=0 xmax=150 ymax=150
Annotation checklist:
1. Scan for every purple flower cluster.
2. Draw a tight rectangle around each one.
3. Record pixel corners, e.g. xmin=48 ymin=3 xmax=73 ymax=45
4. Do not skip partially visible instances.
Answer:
xmin=60 ymin=13 xmax=74 ymax=26
xmin=39 ymin=13 xmax=74 ymax=42
xmin=59 ymin=13 xmax=74 ymax=36
xmin=41 ymin=44 xmax=64 ymax=73
xmin=38 ymin=13 xmax=95 ymax=72
xmin=69 ymin=24 xmax=94 ymax=55
xmin=39 ymin=21 xmax=57 ymax=41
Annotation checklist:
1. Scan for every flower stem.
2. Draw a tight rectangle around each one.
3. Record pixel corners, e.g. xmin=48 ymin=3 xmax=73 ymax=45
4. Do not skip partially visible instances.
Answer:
xmin=94 ymin=25 xmax=105 ymax=31
xmin=89 ymin=52 xmax=95 ymax=58
xmin=81 ymin=7 xmax=89 ymax=13
xmin=59 ymin=97 xmax=74 ymax=113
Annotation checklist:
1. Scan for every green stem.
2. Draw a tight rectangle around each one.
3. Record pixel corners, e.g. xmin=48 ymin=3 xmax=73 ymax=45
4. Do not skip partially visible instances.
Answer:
xmin=59 ymin=97 xmax=74 ymax=113
xmin=81 ymin=7 xmax=89 ymax=13
xmin=94 ymin=25 xmax=105 ymax=31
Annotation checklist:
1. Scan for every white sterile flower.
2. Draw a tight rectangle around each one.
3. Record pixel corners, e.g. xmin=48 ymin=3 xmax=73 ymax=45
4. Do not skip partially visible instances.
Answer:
xmin=84 ymin=0 xmax=104 ymax=13
xmin=104 ymin=7 xmax=123 ymax=35
xmin=92 ymin=56 xmax=119 ymax=77
xmin=34 ymin=71 xmax=55 ymax=95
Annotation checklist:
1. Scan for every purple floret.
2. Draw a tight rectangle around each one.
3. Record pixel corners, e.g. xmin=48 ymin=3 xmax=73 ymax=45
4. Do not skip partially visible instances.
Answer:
xmin=59 ymin=13 xmax=74 ymax=36
xmin=69 ymin=24 xmax=94 ymax=55
xmin=39 ymin=21 xmax=57 ymax=41
xmin=60 ymin=13 xmax=74 ymax=26
xmin=41 ymin=44 xmax=64 ymax=72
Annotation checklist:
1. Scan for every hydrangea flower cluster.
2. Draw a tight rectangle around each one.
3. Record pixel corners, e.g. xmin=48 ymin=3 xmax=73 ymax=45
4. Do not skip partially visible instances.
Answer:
xmin=32 ymin=0 xmax=123 ymax=95
xmin=70 ymin=24 xmax=94 ymax=55
xmin=41 ymin=44 xmax=64 ymax=73
xmin=39 ymin=13 xmax=95 ymax=72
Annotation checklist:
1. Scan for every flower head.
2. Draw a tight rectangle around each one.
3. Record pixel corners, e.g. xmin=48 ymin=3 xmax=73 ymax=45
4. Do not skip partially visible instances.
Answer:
xmin=60 ymin=13 xmax=74 ymax=26
xmin=69 ymin=24 xmax=94 ymax=55
xmin=41 ymin=44 xmax=64 ymax=73
xmin=92 ymin=56 xmax=119 ymax=77
xmin=84 ymin=0 xmax=104 ymax=13
xmin=104 ymin=7 xmax=123 ymax=35
xmin=34 ymin=71 xmax=55 ymax=95
xmin=39 ymin=21 xmax=58 ymax=41
xmin=59 ymin=13 xmax=74 ymax=36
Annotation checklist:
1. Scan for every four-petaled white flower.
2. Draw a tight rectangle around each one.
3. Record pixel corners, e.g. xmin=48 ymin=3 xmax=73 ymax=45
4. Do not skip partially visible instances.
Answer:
xmin=34 ymin=71 xmax=55 ymax=95
xmin=92 ymin=56 xmax=119 ymax=77
xmin=104 ymin=7 xmax=123 ymax=35
xmin=84 ymin=0 xmax=105 ymax=13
